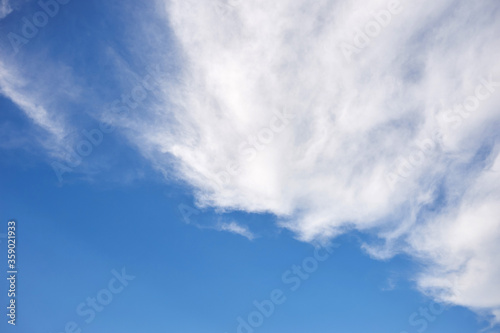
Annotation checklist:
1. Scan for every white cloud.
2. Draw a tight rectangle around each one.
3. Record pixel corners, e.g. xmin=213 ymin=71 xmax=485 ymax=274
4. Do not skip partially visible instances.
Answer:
xmin=0 ymin=54 xmax=86 ymax=164
xmin=0 ymin=0 xmax=12 ymax=19
xmin=217 ymin=221 xmax=256 ymax=240
xmin=115 ymin=0 xmax=500 ymax=322
xmin=0 ymin=60 xmax=69 ymax=157
xmin=406 ymin=152 xmax=500 ymax=319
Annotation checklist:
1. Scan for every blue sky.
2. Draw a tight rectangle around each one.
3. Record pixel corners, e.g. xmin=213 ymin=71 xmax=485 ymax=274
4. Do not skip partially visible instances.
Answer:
xmin=1 ymin=0 xmax=500 ymax=332
xmin=0 ymin=161 xmax=485 ymax=332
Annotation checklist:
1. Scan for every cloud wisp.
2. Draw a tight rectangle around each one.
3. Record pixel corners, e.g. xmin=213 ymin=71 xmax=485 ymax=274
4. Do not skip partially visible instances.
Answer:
xmin=216 ymin=221 xmax=256 ymax=240
xmin=177 ymin=203 xmax=256 ymax=240
xmin=0 ymin=0 xmax=12 ymax=20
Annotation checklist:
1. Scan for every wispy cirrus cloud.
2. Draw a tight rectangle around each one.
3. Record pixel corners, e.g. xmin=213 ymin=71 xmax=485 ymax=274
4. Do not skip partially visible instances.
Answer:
xmin=0 ymin=59 xmax=70 ymax=157
xmin=122 ymin=0 xmax=499 ymax=323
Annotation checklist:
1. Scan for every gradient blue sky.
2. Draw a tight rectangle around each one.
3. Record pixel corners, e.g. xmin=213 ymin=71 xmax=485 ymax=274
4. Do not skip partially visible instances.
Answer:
xmin=0 ymin=158 xmax=484 ymax=332
xmin=1 ymin=0 xmax=500 ymax=332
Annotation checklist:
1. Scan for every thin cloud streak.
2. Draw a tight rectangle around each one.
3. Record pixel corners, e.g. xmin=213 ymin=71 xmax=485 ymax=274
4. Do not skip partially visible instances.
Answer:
xmin=217 ymin=221 xmax=256 ymax=240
